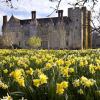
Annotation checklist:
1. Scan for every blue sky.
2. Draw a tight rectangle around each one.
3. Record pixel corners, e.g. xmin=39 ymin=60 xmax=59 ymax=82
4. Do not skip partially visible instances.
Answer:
xmin=0 ymin=0 xmax=100 ymax=34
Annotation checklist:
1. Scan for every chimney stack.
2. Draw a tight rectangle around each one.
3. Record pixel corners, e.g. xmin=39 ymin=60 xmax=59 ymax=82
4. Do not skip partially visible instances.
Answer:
xmin=3 ymin=16 xmax=7 ymax=26
xmin=31 ymin=11 xmax=36 ymax=20
xmin=58 ymin=10 xmax=63 ymax=20
xmin=2 ymin=16 xmax=7 ymax=32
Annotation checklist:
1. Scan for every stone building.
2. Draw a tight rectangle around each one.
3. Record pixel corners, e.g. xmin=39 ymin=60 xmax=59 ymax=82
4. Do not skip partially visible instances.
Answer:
xmin=92 ymin=30 xmax=100 ymax=48
xmin=2 ymin=7 xmax=92 ymax=49
xmin=0 ymin=35 xmax=3 ymax=48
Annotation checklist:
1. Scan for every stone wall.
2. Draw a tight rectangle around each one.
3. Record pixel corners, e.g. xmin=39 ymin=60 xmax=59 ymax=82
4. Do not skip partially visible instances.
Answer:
xmin=2 ymin=7 xmax=92 ymax=49
xmin=68 ymin=7 xmax=83 ymax=49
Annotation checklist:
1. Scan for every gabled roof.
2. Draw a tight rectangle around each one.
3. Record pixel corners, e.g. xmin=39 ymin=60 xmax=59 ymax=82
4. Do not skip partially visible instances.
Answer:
xmin=8 ymin=15 xmax=20 ymax=23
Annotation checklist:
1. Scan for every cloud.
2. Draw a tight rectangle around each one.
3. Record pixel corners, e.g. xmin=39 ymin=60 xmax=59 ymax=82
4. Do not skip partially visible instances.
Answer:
xmin=0 ymin=0 xmax=69 ymax=34
xmin=0 ymin=0 xmax=71 ymax=19
xmin=0 ymin=0 xmax=100 ymax=34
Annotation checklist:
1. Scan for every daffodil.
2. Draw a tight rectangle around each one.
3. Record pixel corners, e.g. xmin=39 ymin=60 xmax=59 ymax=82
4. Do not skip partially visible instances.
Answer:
xmin=56 ymin=83 xmax=64 ymax=95
xmin=56 ymin=59 xmax=64 ymax=66
xmin=61 ymin=81 xmax=68 ymax=89
xmin=10 ymin=69 xmax=25 ymax=87
xmin=45 ymin=63 xmax=52 ymax=69
xmin=68 ymin=68 xmax=74 ymax=73
xmin=0 ymin=80 xmax=8 ymax=89
xmin=89 ymin=64 xmax=96 ymax=74
xmin=73 ymin=79 xmax=80 ymax=87
xmin=26 ymin=68 xmax=34 ymax=75
xmin=1 ymin=93 xmax=12 ymax=100
xmin=60 ymin=67 xmax=68 ymax=77
xmin=33 ymin=79 xmax=40 ymax=87
xmin=56 ymin=81 xmax=68 ymax=95
xmin=39 ymin=74 xmax=48 ymax=85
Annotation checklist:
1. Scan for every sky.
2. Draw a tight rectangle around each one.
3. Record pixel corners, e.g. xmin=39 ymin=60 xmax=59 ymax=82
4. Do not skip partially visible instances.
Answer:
xmin=0 ymin=0 xmax=100 ymax=34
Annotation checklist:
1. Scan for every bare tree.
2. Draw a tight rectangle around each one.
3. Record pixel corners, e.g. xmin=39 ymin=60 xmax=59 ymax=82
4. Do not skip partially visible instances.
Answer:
xmin=1 ymin=0 xmax=98 ymax=8
xmin=0 ymin=0 xmax=14 ymax=8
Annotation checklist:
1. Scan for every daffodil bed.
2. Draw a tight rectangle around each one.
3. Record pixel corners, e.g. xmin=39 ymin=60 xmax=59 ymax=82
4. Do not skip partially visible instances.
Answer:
xmin=0 ymin=49 xmax=100 ymax=100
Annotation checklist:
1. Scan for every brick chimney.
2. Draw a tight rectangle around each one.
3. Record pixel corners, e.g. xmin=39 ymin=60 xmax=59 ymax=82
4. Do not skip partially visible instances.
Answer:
xmin=31 ymin=11 xmax=36 ymax=20
xmin=58 ymin=10 xmax=63 ymax=20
